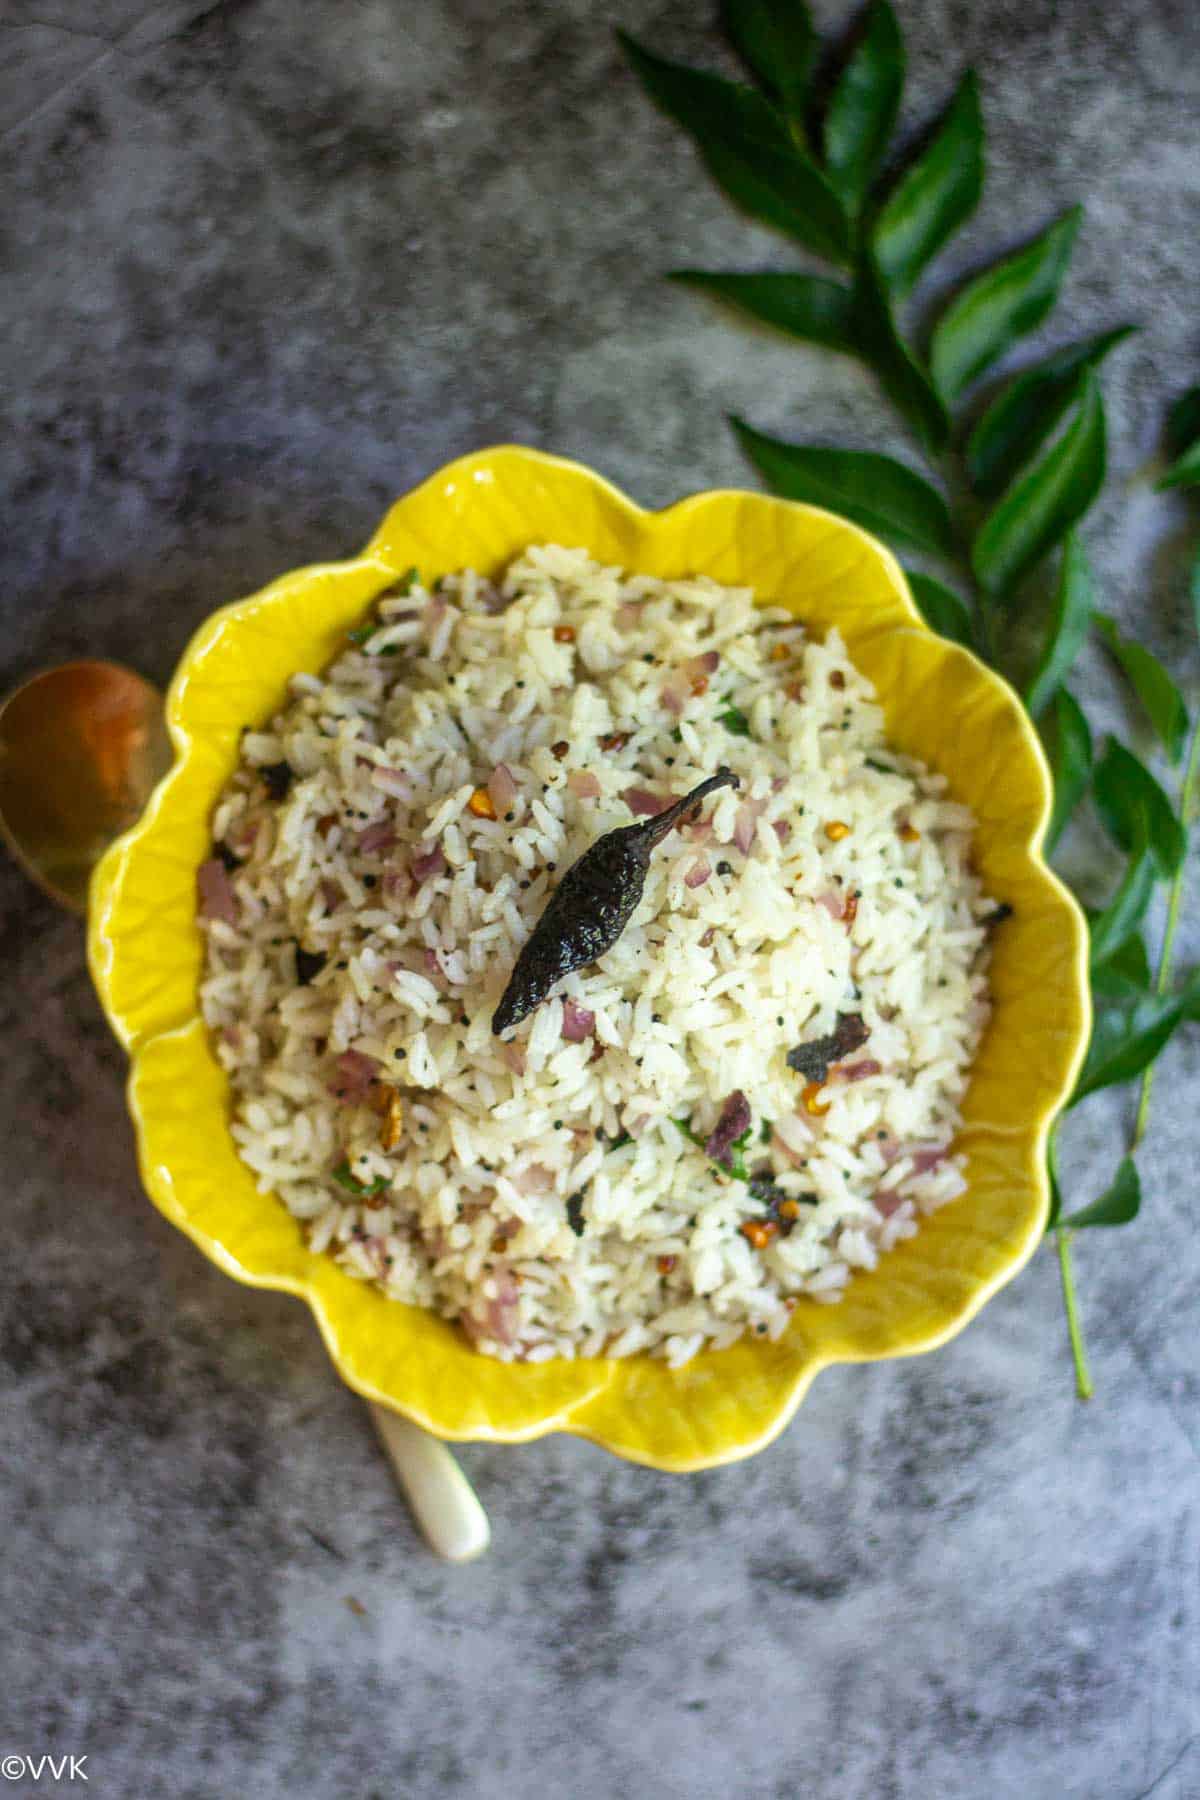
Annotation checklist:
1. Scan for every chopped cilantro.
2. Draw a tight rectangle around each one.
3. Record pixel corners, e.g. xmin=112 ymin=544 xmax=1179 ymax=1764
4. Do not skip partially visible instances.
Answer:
xmin=332 ymin=1161 xmax=389 ymax=1198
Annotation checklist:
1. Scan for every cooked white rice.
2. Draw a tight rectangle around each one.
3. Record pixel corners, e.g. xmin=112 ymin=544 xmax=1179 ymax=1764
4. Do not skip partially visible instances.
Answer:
xmin=198 ymin=546 xmax=993 ymax=1366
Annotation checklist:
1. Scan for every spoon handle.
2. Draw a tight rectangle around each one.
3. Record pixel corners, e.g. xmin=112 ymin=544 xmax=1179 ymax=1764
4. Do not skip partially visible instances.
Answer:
xmin=368 ymin=1402 xmax=491 ymax=1562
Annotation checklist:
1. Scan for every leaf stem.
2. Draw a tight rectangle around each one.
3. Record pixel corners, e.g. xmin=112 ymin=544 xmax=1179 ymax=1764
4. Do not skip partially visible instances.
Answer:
xmin=1132 ymin=710 xmax=1200 ymax=1146
xmin=1056 ymin=1228 xmax=1093 ymax=1400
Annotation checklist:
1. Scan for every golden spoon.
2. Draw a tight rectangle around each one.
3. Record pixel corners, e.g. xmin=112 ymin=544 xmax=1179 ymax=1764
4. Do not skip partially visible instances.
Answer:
xmin=0 ymin=660 xmax=490 ymax=1562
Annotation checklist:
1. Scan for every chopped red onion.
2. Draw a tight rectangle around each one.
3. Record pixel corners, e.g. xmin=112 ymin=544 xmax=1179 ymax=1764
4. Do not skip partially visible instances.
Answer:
xmin=197 ymin=859 xmax=238 ymax=924
xmin=907 ymin=1144 xmax=949 ymax=1176
xmin=684 ymin=856 xmax=712 ymax=889
xmin=772 ymin=819 xmax=792 ymax=843
xmin=329 ymin=1048 xmax=379 ymax=1104
xmin=622 ymin=786 xmax=670 ymax=817
xmin=660 ymin=673 xmax=690 ymax=715
xmin=410 ymin=841 xmax=446 ymax=882
xmin=567 ymin=769 xmax=601 ymax=799
xmin=500 ymin=1041 xmax=526 ymax=1077
xmin=684 ymin=650 xmax=720 ymax=678
xmin=486 ymin=1270 xmax=521 ymax=1343
xmin=371 ymin=767 xmax=412 ymax=799
xmin=461 ymin=1268 xmax=521 ymax=1346
xmin=357 ymin=822 xmax=396 ymax=854
xmin=513 ymin=1162 xmax=555 ymax=1194
xmin=705 ymin=1090 xmax=751 ymax=1164
xmin=561 ymin=999 xmax=596 ymax=1042
xmin=382 ymin=869 xmax=410 ymax=900
xmin=816 ymin=890 xmax=844 ymax=919
xmin=477 ymin=580 xmax=510 ymax=615
xmin=733 ymin=798 xmax=765 ymax=854
xmin=488 ymin=763 xmax=517 ymax=815
xmin=875 ymin=1190 xmax=908 ymax=1219
xmin=840 ymin=1058 xmax=883 ymax=1082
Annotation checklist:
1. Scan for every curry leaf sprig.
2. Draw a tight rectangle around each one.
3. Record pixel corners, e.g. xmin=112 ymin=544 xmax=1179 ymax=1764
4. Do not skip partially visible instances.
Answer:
xmin=621 ymin=0 xmax=1199 ymax=1396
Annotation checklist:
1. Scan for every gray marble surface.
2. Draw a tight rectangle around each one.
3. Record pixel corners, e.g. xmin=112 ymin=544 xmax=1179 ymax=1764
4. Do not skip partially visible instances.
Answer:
xmin=2 ymin=2 xmax=1198 ymax=1795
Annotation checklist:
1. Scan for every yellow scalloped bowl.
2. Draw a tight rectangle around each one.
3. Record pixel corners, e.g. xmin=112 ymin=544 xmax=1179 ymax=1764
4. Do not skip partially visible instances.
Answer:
xmin=87 ymin=446 xmax=1089 ymax=1470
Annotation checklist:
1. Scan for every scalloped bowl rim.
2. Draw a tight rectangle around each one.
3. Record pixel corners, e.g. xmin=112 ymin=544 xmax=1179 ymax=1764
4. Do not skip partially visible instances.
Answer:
xmin=87 ymin=445 xmax=1091 ymax=1471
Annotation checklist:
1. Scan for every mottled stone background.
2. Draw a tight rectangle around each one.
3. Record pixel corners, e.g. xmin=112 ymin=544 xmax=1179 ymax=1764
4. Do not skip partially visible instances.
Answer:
xmin=1 ymin=2 xmax=1198 ymax=1796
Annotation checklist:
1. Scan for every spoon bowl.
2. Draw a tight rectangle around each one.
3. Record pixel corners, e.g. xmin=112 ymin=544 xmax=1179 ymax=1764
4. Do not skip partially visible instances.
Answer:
xmin=0 ymin=661 xmax=172 ymax=914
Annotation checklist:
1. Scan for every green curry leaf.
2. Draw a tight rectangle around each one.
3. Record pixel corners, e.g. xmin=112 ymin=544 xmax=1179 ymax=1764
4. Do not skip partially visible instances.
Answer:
xmin=1095 ymin=615 xmax=1189 ymax=763
xmin=669 ymin=270 xmax=858 ymax=355
xmin=619 ymin=33 xmax=851 ymax=262
xmin=731 ymin=416 xmax=955 ymax=553
xmin=1090 ymin=931 xmax=1153 ymax=1002
xmin=723 ymin=0 xmax=818 ymax=118
xmin=823 ymin=0 xmax=906 ymax=215
xmin=1157 ymin=440 xmax=1200 ymax=492
xmin=931 ymin=207 xmax=1082 ymax=403
xmin=1058 ymin=1157 xmax=1141 ymax=1230
xmin=1072 ymin=993 xmax=1187 ymax=1104
xmin=871 ymin=70 xmax=984 ymax=298
xmin=1087 ymin=839 xmax=1159 ymax=969
xmin=1024 ymin=531 xmax=1095 ymax=719
xmin=965 ymin=327 xmax=1135 ymax=500
xmin=1092 ymin=736 xmax=1186 ymax=877
xmin=905 ymin=571 xmax=976 ymax=648
xmin=1043 ymin=687 xmax=1093 ymax=851
xmin=851 ymin=252 xmax=950 ymax=450
xmin=972 ymin=372 xmax=1107 ymax=597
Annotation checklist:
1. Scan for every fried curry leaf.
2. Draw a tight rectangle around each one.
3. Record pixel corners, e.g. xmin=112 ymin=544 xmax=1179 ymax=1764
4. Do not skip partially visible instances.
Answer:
xmin=785 ymin=1013 xmax=869 ymax=1083
xmin=295 ymin=945 xmax=328 ymax=986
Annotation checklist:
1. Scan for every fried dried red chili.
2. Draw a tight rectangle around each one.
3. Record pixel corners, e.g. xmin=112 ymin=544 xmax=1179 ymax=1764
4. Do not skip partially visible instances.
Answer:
xmin=492 ymin=768 xmax=739 ymax=1035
